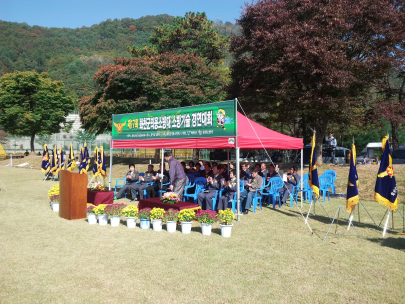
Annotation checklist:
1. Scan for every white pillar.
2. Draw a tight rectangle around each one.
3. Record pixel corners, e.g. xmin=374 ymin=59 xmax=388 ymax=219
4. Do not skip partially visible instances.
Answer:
xmin=236 ymin=147 xmax=240 ymax=221
xmin=109 ymin=140 xmax=113 ymax=191
xmin=161 ymin=148 xmax=164 ymax=195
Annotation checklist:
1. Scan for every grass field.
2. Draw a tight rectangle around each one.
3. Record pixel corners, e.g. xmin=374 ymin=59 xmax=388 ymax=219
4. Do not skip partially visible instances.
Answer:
xmin=0 ymin=164 xmax=404 ymax=303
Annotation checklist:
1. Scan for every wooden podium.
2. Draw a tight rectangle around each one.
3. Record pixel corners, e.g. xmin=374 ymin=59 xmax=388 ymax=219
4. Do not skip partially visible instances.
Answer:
xmin=59 ymin=170 xmax=87 ymax=220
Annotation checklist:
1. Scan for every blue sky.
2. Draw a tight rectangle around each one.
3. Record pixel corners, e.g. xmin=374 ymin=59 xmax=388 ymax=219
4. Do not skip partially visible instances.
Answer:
xmin=0 ymin=0 xmax=250 ymax=28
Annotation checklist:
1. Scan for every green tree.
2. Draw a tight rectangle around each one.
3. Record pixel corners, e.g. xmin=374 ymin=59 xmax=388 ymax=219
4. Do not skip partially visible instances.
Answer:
xmin=128 ymin=12 xmax=229 ymax=66
xmin=0 ymin=71 xmax=74 ymax=152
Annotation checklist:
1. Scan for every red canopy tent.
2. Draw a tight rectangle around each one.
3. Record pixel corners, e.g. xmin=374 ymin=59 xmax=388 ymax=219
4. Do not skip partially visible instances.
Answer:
xmin=112 ymin=112 xmax=302 ymax=150
xmin=109 ymin=111 xmax=303 ymax=220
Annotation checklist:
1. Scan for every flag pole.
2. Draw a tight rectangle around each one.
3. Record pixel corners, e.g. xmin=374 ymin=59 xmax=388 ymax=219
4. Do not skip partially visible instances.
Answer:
xmin=382 ymin=209 xmax=391 ymax=238
xmin=401 ymin=202 xmax=405 ymax=235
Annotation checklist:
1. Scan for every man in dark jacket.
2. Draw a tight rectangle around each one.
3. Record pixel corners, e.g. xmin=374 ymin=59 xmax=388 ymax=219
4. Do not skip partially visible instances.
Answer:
xmin=197 ymin=165 xmax=224 ymax=210
xmin=242 ymin=168 xmax=263 ymax=214
xmin=164 ymin=151 xmax=187 ymax=201
xmin=217 ymin=169 xmax=238 ymax=210
xmin=115 ymin=163 xmax=139 ymax=200
xmin=281 ymin=166 xmax=300 ymax=205
xmin=131 ymin=165 xmax=156 ymax=200
xmin=145 ymin=164 xmax=170 ymax=198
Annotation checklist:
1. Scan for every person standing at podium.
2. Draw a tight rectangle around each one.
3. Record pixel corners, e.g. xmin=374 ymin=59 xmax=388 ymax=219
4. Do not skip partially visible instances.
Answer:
xmin=164 ymin=151 xmax=187 ymax=201
xmin=115 ymin=164 xmax=139 ymax=200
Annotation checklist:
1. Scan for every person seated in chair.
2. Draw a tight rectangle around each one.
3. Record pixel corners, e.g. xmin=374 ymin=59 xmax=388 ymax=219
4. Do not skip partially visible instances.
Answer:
xmin=241 ymin=168 xmax=263 ymax=214
xmin=188 ymin=161 xmax=195 ymax=171
xmin=197 ymin=165 xmax=224 ymax=210
xmin=217 ymin=170 xmax=241 ymax=211
xmin=115 ymin=163 xmax=140 ymax=200
xmin=145 ymin=164 xmax=170 ymax=198
xmin=204 ymin=163 xmax=213 ymax=178
xmin=281 ymin=166 xmax=300 ymax=206
xmin=240 ymin=163 xmax=251 ymax=180
xmin=259 ymin=163 xmax=268 ymax=178
xmin=194 ymin=163 xmax=203 ymax=177
xmin=131 ymin=165 xmax=156 ymax=201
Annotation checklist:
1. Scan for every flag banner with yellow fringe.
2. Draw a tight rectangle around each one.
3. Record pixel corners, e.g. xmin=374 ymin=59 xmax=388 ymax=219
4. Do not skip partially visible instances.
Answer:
xmin=41 ymin=144 xmax=50 ymax=174
xmin=309 ymin=133 xmax=319 ymax=198
xmin=92 ymin=146 xmax=99 ymax=176
xmin=99 ymin=146 xmax=107 ymax=178
xmin=50 ymin=145 xmax=57 ymax=174
xmin=66 ymin=143 xmax=76 ymax=172
xmin=79 ymin=142 xmax=90 ymax=174
xmin=55 ymin=147 xmax=65 ymax=175
xmin=346 ymin=143 xmax=359 ymax=213
xmin=374 ymin=136 xmax=398 ymax=211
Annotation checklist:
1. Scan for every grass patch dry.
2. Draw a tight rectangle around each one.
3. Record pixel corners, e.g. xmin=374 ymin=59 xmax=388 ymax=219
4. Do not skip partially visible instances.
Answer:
xmin=0 ymin=166 xmax=404 ymax=303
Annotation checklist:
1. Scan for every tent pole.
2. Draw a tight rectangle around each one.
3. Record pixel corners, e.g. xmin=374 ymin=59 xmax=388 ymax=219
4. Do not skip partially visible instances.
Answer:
xmin=109 ymin=140 xmax=113 ymax=191
xmin=301 ymin=148 xmax=303 ymax=208
xmin=161 ymin=148 xmax=164 ymax=196
xmin=227 ymin=149 xmax=230 ymax=179
xmin=235 ymin=98 xmax=240 ymax=221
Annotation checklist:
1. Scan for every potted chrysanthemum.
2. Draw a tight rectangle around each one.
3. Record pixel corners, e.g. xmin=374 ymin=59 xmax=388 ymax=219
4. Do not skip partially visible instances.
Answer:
xmin=48 ymin=184 xmax=60 ymax=212
xmin=161 ymin=192 xmax=180 ymax=204
xmin=85 ymin=205 xmax=97 ymax=225
xmin=138 ymin=208 xmax=152 ymax=230
xmin=104 ymin=203 xmax=126 ymax=227
xmin=195 ymin=209 xmax=218 ymax=236
xmin=150 ymin=208 xmax=165 ymax=231
xmin=121 ymin=205 xmax=138 ymax=228
xmin=163 ymin=209 xmax=179 ymax=233
xmin=217 ymin=208 xmax=235 ymax=237
xmin=178 ymin=209 xmax=195 ymax=234
xmin=93 ymin=204 xmax=107 ymax=225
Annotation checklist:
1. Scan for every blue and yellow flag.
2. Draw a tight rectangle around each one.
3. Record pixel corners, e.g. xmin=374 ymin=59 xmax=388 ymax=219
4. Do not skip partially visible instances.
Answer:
xmin=66 ymin=143 xmax=76 ymax=172
xmin=41 ymin=144 xmax=50 ymax=174
xmin=92 ymin=146 xmax=99 ymax=176
xmin=55 ymin=147 xmax=65 ymax=174
xmin=374 ymin=136 xmax=398 ymax=211
xmin=99 ymin=146 xmax=107 ymax=178
xmin=50 ymin=145 xmax=57 ymax=174
xmin=80 ymin=142 xmax=90 ymax=174
xmin=309 ymin=133 xmax=320 ymax=198
xmin=346 ymin=143 xmax=359 ymax=213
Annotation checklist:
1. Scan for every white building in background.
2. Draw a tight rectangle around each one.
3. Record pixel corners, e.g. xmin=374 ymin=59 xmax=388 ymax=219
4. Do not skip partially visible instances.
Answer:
xmin=3 ymin=113 xmax=111 ymax=152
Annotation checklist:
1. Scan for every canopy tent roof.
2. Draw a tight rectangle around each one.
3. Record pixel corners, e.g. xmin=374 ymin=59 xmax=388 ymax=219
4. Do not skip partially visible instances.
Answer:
xmin=112 ymin=112 xmax=303 ymax=150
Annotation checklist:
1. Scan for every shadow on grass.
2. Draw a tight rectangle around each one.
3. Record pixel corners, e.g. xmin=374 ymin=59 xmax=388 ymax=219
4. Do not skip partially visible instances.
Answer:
xmin=367 ymin=237 xmax=405 ymax=251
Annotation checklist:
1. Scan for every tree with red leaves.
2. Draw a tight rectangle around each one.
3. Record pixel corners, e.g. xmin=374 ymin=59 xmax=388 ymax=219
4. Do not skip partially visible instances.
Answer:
xmin=229 ymin=0 xmax=405 ymax=163
xmin=79 ymin=53 xmax=228 ymax=134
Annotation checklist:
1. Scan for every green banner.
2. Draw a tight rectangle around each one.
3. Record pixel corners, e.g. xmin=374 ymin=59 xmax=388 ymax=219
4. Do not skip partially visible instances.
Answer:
xmin=112 ymin=100 xmax=236 ymax=140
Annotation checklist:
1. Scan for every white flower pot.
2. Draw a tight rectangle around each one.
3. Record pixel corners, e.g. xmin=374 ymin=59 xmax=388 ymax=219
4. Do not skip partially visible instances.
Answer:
xmin=201 ymin=223 xmax=213 ymax=236
xmin=166 ymin=221 xmax=177 ymax=233
xmin=140 ymin=219 xmax=151 ymax=230
xmin=181 ymin=221 xmax=192 ymax=234
xmin=152 ymin=219 xmax=163 ymax=231
xmin=110 ymin=215 xmax=121 ymax=227
xmin=51 ymin=202 xmax=59 ymax=212
xmin=87 ymin=213 xmax=97 ymax=225
xmin=220 ymin=224 xmax=233 ymax=238
xmin=126 ymin=217 xmax=136 ymax=228
xmin=98 ymin=214 xmax=108 ymax=226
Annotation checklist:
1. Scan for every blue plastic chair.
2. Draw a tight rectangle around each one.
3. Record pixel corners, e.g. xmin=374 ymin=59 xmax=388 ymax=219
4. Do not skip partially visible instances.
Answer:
xmin=183 ymin=177 xmax=207 ymax=203
xmin=252 ymin=181 xmax=266 ymax=213
xmin=261 ymin=179 xmax=272 ymax=205
xmin=114 ymin=178 xmax=128 ymax=198
xmin=319 ymin=174 xmax=332 ymax=202
xmin=187 ymin=173 xmax=196 ymax=184
xmin=323 ymin=170 xmax=337 ymax=194
xmin=158 ymin=182 xmax=171 ymax=197
xmin=268 ymin=177 xmax=284 ymax=209
xmin=290 ymin=174 xmax=314 ymax=206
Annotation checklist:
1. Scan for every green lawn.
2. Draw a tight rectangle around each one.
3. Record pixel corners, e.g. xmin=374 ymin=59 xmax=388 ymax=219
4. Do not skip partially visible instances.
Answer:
xmin=0 ymin=166 xmax=404 ymax=303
